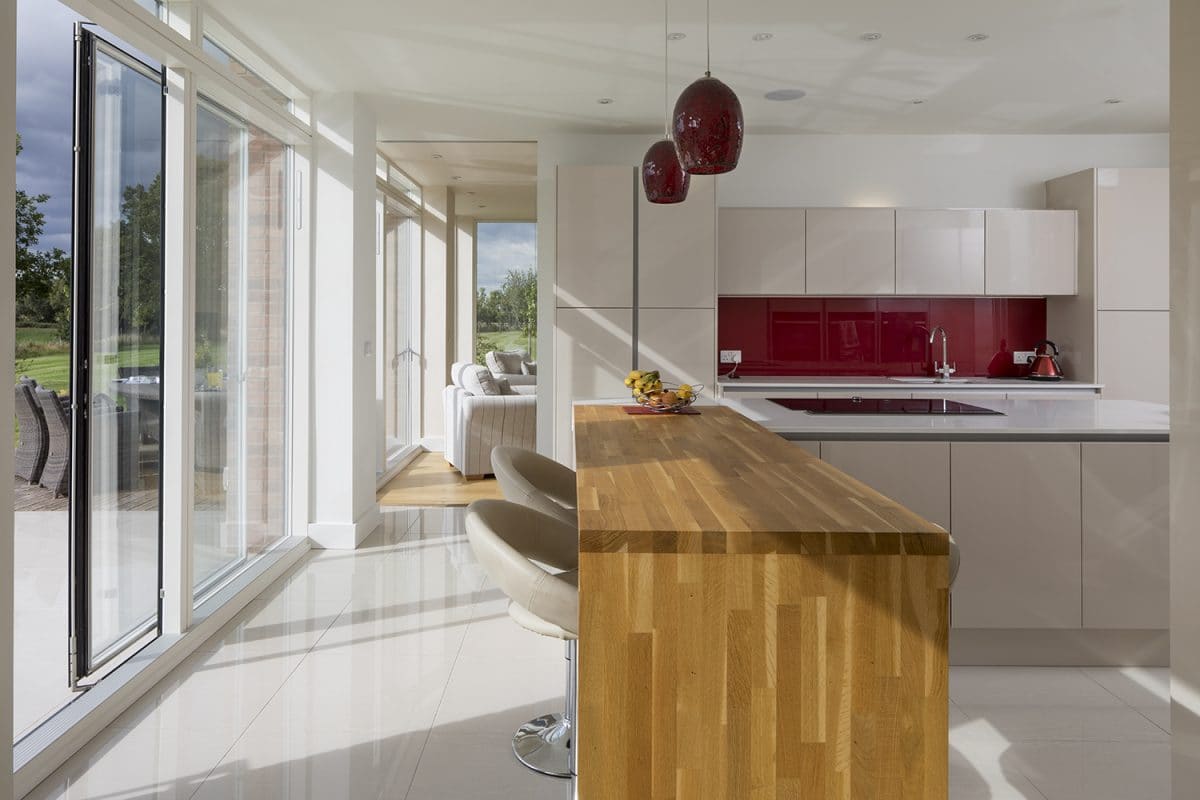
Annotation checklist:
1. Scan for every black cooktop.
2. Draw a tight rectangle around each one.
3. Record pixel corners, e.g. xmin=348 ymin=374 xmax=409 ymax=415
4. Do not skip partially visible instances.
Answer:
xmin=769 ymin=397 xmax=1004 ymax=416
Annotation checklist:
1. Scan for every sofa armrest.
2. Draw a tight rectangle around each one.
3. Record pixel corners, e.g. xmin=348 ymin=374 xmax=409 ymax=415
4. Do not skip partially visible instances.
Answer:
xmin=499 ymin=373 xmax=537 ymax=387
xmin=459 ymin=394 xmax=537 ymax=477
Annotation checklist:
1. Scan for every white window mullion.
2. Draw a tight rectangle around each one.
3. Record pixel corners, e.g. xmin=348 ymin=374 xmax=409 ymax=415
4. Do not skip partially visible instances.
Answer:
xmin=161 ymin=66 xmax=197 ymax=633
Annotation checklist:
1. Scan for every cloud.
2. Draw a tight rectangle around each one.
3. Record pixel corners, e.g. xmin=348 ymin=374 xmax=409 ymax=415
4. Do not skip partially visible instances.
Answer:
xmin=476 ymin=222 xmax=536 ymax=292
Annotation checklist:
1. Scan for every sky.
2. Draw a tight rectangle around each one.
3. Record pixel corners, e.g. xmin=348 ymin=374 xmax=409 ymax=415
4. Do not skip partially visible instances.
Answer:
xmin=15 ymin=0 xmax=84 ymax=253
xmin=476 ymin=222 xmax=536 ymax=292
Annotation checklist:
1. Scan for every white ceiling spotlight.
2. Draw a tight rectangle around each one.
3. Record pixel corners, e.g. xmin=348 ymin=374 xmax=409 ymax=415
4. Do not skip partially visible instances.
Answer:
xmin=764 ymin=89 xmax=807 ymax=101
xmin=451 ymin=175 xmax=463 ymax=181
xmin=667 ymin=32 xmax=686 ymax=41
xmin=752 ymin=32 xmax=773 ymax=42
xmin=431 ymin=153 xmax=443 ymax=159
xmin=597 ymin=97 xmax=614 ymax=104
xmin=966 ymin=33 xmax=990 ymax=41
xmin=861 ymin=32 xmax=883 ymax=41
xmin=1105 ymin=98 xmax=1124 ymax=104
xmin=910 ymin=99 xmax=926 ymax=105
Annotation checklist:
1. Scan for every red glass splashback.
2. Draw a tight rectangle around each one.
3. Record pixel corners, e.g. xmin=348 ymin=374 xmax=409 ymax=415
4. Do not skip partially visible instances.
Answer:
xmin=717 ymin=297 xmax=1048 ymax=377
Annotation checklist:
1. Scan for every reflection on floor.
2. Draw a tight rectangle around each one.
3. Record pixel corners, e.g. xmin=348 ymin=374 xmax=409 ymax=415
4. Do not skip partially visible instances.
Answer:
xmin=26 ymin=507 xmax=1171 ymax=800
xmin=377 ymin=451 xmax=503 ymax=507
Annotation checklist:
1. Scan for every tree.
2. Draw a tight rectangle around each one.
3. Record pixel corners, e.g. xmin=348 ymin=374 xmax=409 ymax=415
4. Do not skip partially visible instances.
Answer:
xmin=118 ymin=175 xmax=162 ymax=335
xmin=15 ymin=134 xmax=72 ymax=333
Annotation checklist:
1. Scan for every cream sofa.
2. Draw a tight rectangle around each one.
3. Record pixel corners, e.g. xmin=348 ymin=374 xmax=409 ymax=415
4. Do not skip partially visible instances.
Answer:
xmin=443 ymin=362 xmax=536 ymax=478
xmin=485 ymin=349 xmax=537 ymax=387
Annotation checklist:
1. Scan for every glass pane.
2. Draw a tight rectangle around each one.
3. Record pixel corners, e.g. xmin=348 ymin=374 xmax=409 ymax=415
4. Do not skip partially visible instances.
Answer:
xmin=87 ymin=46 xmax=163 ymax=663
xmin=474 ymin=222 xmax=537 ymax=365
xmin=378 ymin=196 xmax=418 ymax=467
xmin=193 ymin=100 xmax=289 ymax=600
xmin=202 ymin=37 xmax=291 ymax=109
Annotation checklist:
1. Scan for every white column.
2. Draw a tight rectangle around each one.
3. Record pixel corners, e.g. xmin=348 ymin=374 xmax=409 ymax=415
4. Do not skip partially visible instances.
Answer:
xmin=455 ymin=216 xmax=476 ymax=365
xmin=421 ymin=185 xmax=451 ymax=446
xmin=1173 ymin=0 xmax=1200 ymax=791
xmin=308 ymin=93 xmax=380 ymax=548
xmin=160 ymin=66 xmax=197 ymax=632
xmin=0 ymin=0 xmax=16 ymax=790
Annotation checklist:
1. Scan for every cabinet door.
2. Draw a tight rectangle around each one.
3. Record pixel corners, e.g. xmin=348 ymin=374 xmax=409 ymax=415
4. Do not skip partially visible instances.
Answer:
xmin=1097 ymin=310 xmax=1169 ymax=404
xmin=554 ymin=308 xmax=634 ymax=465
xmin=556 ymin=166 xmax=634 ymax=307
xmin=638 ymin=308 xmax=716 ymax=390
xmin=907 ymin=391 xmax=1008 ymax=404
xmin=816 ymin=392 xmax=912 ymax=399
xmin=792 ymin=441 xmax=820 ymax=458
xmin=896 ymin=209 xmax=985 ymax=295
xmin=1096 ymin=168 xmax=1169 ymax=311
xmin=1082 ymin=442 xmax=1168 ymax=629
xmin=985 ymin=210 xmax=1077 ymax=296
xmin=717 ymin=208 xmax=805 ymax=295
xmin=805 ymin=208 xmax=896 ymax=295
xmin=950 ymin=442 xmax=1082 ymax=629
xmin=821 ymin=441 xmax=950 ymax=530
xmin=640 ymin=176 xmax=716 ymax=308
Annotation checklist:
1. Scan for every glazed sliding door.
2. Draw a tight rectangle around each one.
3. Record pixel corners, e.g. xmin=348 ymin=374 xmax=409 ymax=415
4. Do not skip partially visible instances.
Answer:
xmin=71 ymin=28 xmax=164 ymax=682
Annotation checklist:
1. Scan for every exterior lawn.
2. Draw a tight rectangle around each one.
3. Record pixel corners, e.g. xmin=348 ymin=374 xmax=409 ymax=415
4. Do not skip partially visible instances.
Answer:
xmin=475 ymin=329 xmax=536 ymax=365
xmin=14 ymin=326 xmax=161 ymax=395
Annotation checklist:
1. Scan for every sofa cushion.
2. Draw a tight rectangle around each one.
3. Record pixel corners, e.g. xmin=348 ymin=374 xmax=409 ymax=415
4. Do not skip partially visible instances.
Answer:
xmin=521 ymin=361 xmax=537 ymax=376
xmin=462 ymin=364 xmax=506 ymax=396
xmin=486 ymin=350 xmax=528 ymax=377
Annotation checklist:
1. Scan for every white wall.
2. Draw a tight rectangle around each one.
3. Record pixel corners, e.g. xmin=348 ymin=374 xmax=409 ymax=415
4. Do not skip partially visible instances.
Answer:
xmin=455 ymin=217 xmax=475 ymax=365
xmin=1171 ymin=0 xmax=1200 ymax=792
xmin=1 ymin=0 xmax=16 ymax=791
xmin=536 ymin=132 xmax=1169 ymax=457
xmin=309 ymin=92 xmax=381 ymax=548
xmin=421 ymin=186 xmax=451 ymax=445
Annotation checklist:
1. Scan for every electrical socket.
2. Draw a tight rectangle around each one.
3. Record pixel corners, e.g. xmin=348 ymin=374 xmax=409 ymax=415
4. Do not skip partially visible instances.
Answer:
xmin=720 ymin=349 xmax=743 ymax=364
xmin=1013 ymin=350 xmax=1035 ymax=365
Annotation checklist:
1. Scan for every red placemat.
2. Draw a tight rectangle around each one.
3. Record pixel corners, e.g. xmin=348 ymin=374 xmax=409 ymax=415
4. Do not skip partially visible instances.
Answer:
xmin=621 ymin=405 xmax=701 ymax=415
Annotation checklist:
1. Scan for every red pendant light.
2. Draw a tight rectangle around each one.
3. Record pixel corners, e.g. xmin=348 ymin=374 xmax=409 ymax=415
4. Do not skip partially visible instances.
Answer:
xmin=642 ymin=0 xmax=689 ymax=204
xmin=672 ymin=0 xmax=743 ymax=174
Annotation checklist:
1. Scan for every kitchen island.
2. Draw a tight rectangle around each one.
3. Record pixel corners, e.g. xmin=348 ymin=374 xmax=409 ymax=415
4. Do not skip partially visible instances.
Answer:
xmin=573 ymin=404 xmax=950 ymax=800
xmin=721 ymin=395 xmax=1170 ymax=666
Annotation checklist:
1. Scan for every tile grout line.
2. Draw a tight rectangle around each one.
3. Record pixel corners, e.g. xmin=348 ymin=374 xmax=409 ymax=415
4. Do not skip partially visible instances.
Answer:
xmin=185 ymin=586 xmax=359 ymax=798
xmin=402 ymin=511 xmax=476 ymax=800
xmin=1078 ymin=667 xmax=1173 ymax=736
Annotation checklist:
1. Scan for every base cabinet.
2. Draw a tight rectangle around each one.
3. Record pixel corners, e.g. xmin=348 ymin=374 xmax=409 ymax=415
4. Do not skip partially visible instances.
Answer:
xmin=948 ymin=442 xmax=1082 ymax=629
xmin=820 ymin=441 xmax=950 ymax=530
xmin=1082 ymin=442 xmax=1169 ymax=629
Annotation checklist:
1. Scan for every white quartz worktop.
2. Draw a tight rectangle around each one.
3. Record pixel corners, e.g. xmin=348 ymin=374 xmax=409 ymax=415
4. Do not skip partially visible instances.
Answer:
xmin=717 ymin=375 xmax=1102 ymax=392
xmin=721 ymin=396 xmax=1167 ymax=441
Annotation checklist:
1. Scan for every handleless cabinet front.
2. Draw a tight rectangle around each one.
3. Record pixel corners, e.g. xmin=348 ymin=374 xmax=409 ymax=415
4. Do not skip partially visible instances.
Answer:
xmin=805 ymin=208 xmax=896 ymax=295
xmin=556 ymin=166 xmax=634 ymax=308
xmin=896 ymin=209 xmax=985 ymax=295
xmin=821 ymin=441 xmax=951 ymax=530
xmin=984 ymin=209 xmax=1077 ymax=296
xmin=717 ymin=208 xmax=806 ymax=295
xmin=640 ymin=176 xmax=715 ymax=308
xmin=950 ymin=442 xmax=1082 ymax=629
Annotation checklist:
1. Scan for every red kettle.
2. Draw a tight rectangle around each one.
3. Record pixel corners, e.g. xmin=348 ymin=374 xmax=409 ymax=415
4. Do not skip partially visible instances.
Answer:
xmin=1027 ymin=340 xmax=1064 ymax=381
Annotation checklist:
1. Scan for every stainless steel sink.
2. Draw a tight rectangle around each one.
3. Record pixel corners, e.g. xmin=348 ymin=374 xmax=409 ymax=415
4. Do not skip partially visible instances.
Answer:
xmin=888 ymin=377 xmax=975 ymax=384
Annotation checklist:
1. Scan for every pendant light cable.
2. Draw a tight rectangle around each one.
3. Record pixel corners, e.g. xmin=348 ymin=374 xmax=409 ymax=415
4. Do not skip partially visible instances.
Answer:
xmin=664 ymin=0 xmax=670 ymax=137
xmin=705 ymin=0 xmax=711 ymax=77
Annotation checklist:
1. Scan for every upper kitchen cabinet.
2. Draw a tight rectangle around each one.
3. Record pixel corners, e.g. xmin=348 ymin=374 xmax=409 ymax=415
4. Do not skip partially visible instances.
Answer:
xmin=805 ymin=208 xmax=896 ymax=295
xmin=639 ymin=176 xmax=716 ymax=308
xmin=717 ymin=208 xmax=806 ymax=295
xmin=896 ymin=209 xmax=985 ymax=295
xmin=556 ymin=165 xmax=634 ymax=308
xmin=1096 ymin=168 xmax=1169 ymax=311
xmin=984 ymin=209 xmax=1077 ymax=296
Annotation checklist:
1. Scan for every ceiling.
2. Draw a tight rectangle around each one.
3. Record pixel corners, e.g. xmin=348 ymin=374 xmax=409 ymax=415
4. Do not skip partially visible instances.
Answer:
xmin=378 ymin=141 xmax=537 ymax=219
xmin=209 ymin=0 xmax=1168 ymax=138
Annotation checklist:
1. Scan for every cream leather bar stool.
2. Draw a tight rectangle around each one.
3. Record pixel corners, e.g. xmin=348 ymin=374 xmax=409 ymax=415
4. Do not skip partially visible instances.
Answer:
xmin=950 ymin=536 xmax=962 ymax=588
xmin=465 ymin=499 xmax=580 ymax=779
xmin=491 ymin=446 xmax=578 ymax=529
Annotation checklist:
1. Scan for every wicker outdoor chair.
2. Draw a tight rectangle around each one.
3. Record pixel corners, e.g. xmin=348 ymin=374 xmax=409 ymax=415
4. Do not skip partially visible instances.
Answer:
xmin=35 ymin=388 xmax=71 ymax=498
xmin=14 ymin=383 xmax=49 ymax=484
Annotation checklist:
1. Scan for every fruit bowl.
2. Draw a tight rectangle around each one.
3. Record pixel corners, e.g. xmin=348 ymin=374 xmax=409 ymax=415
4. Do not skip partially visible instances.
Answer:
xmin=625 ymin=370 xmax=703 ymax=413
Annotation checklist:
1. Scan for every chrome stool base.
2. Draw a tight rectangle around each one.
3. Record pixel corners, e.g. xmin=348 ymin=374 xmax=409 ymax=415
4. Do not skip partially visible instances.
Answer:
xmin=513 ymin=712 xmax=572 ymax=778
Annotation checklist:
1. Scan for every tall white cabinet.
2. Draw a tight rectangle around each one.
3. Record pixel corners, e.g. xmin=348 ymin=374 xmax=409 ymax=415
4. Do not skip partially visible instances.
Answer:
xmin=1047 ymin=168 xmax=1169 ymax=402
xmin=554 ymin=166 xmax=717 ymax=463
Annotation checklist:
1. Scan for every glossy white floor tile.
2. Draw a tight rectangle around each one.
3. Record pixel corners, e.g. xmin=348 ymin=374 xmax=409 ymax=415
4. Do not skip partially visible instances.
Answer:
xmin=25 ymin=508 xmax=1172 ymax=800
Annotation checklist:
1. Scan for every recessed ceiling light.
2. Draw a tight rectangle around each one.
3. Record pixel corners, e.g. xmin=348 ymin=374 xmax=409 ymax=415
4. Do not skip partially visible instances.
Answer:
xmin=764 ymin=89 xmax=807 ymax=101
xmin=910 ymin=99 xmax=926 ymax=105
xmin=966 ymin=33 xmax=989 ymax=41
xmin=667 ymin=32 xmax=686 ymax=41
xmin=466 ymin=191 xmax=476 ymax=195
xmin=1105 ymin=98 xmax=1124 ymax=104
xmin=752 ymin=32 xmax=773 ymax=42
xmin=431 ymin=153 xmax=443 ymax=159
xmin=597 ymin=97 xmax=614 ymax=105
xmin=860 ymin=32 xmax=882 ymax=41
xmin=451 ymin=175 xmax=463 ymax=181
xmin=478 ymin=204 xmax=487 ymax=209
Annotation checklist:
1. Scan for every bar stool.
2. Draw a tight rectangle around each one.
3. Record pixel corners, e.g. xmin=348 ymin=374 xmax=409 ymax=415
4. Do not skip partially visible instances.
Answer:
xmin=950 ymin=536 xmax=961 ymax=588
xmin=490 ymin=446 xmax=578 ymax=529
xmin=465 ymin=499 xmax=580 ymax=779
